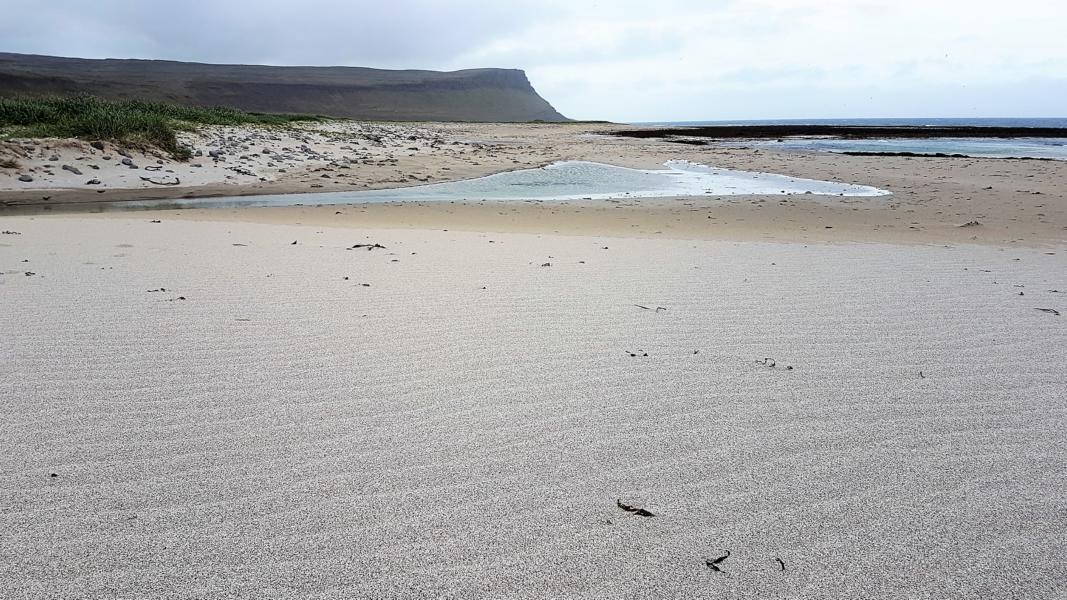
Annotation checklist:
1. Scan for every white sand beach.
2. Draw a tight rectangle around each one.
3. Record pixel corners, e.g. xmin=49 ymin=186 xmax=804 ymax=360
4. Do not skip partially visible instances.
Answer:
xmin=2 ymin=214 xmax=1064 ymax=598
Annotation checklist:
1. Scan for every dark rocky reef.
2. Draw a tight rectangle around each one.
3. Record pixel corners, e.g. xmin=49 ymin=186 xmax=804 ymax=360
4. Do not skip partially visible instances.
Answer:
xmin=613 ymin=125 xmax=1067 ymax=139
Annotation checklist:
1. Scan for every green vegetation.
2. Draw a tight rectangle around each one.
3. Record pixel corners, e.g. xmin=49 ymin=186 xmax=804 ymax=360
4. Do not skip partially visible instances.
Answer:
xmin=0 ymin=96 xmax=323 ymax=159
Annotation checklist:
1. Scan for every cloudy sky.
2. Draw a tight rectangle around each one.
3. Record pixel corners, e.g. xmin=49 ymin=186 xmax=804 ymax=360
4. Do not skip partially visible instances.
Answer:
xmin=2 ymin=0 xmax=1065 ymax=121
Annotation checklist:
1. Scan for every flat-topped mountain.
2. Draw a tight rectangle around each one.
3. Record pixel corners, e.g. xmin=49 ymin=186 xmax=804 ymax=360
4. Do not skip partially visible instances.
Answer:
xmin=0 ymin=52 xmax=568 ymax=122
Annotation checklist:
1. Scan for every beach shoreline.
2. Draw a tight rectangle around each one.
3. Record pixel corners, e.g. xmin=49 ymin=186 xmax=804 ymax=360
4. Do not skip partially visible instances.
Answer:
xmin=1 ymin=121 xmax=1065 ymax=247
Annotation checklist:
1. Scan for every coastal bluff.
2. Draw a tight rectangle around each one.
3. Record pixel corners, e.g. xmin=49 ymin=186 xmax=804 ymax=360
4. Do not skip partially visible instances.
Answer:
xmin=0 ymin=52 xmax=568 ymax=122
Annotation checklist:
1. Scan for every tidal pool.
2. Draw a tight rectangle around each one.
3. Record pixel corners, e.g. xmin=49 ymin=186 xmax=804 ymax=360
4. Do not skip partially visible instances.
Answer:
xmin=3 ymin=160 xmax=890 ymax=214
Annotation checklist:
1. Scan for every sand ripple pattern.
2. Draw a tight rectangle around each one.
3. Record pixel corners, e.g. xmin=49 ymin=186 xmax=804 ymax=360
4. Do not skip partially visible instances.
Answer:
xmin=1 ymin=217 xmax=1065 ymax=599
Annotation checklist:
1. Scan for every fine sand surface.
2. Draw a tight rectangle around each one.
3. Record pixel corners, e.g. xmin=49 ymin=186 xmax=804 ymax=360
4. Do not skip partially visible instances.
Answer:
xmin=1 ymin=215 xmax=1065 ymax=598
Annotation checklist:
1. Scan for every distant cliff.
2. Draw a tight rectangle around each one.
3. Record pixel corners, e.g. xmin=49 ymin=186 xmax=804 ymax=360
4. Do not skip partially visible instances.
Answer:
xmin=0 ymin=53 xmax=568 ymax=122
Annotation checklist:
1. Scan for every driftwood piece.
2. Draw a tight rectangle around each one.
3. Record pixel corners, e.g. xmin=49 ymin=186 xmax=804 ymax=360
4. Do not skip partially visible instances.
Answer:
xmin=139 ymin=176 xmax=180 ymax=186
xmin=705 ymin=550 xmax=730 ymax=572
xmin=616 ymin=499 xmax=655 ymax=517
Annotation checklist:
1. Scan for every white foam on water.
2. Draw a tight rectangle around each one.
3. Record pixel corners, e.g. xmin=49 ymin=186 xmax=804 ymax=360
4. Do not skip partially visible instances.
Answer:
xmin=657 ymin=160 xmax=890 ymax=197
xmin=318 ymin=160 xmax=890 ymax=201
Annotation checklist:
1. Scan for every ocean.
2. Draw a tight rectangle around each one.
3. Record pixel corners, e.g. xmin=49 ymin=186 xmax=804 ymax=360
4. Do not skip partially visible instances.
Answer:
xmin=631 ymin=118 xmax=1067 ymax=159
xmin=634 ymin=118 xmax=1067 ymax=128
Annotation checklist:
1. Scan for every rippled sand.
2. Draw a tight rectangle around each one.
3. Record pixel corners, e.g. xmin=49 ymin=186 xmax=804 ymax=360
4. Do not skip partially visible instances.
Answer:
xmin=1 ymin=216 xmax=1065 ymax=598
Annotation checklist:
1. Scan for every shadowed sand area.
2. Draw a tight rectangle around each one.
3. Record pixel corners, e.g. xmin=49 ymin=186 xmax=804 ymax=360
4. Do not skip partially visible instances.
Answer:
xmin=1 ymin=216 xmax=1064 ymax=598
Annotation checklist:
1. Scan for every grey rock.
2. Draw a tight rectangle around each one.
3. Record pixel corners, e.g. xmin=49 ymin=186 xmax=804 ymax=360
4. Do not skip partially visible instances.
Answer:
xmin=86 ymin=178 xmax=101 ymax=185
xmin=121 ymin=158 xmax=134 ymax=166
xmin=102 ymin=155 xmax=112 ymax=160
xmin=90 ymin=141 xmax=105 ymax=151
xmin=18 ymin=174 xmax=33 ymax=182
xmin=61 ymin=165 xmax=82 ymax=175
xmin=48 ymin=155 xmax=59 ymax=161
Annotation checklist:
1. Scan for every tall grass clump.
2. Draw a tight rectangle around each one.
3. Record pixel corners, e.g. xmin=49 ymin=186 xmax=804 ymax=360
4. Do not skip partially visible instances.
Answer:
xmin=0 ymin=96 xmax=322 ymax=159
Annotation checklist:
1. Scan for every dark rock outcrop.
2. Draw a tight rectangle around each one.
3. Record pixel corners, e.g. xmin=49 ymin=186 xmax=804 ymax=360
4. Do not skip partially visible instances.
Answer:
xmin=0 ymin=52 xmax=568 ymax=123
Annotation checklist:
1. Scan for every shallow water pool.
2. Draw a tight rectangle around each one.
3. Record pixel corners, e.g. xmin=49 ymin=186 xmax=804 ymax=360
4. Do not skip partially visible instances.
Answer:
xmin=3 ymin=161 xmax=890 ymax=214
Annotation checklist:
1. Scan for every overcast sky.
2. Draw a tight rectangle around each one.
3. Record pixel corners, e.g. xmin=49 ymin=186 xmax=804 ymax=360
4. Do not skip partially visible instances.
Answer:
xmin=2 ymin=0 xmax=1065 ymax=121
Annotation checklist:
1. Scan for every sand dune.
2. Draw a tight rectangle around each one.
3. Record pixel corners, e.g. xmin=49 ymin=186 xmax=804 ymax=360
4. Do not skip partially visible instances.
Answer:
xmin=1 ymin=216 xmax=1064 ymax=598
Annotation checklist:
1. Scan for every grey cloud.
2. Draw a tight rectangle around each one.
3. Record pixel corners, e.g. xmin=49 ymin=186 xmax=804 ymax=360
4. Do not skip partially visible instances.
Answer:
xmin=715 ymin=65 xmax=830 ymax=85
xmin=457 ymin=26 xmax=691 ymax=70
xmin=0 ymin=0 xmax=559 ymax=69
xmin=1 ymin=0 xmax=1062 ymax=120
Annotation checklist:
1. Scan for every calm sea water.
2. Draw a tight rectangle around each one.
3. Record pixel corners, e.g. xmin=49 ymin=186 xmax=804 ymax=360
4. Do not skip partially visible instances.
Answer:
xmin=635 ymin=118 xmax=1067 ymax=128
xmin=632 ymin=118 xmax=1067 ymax=159
xmin=724 ymin=137 xmax=1067 ymax=160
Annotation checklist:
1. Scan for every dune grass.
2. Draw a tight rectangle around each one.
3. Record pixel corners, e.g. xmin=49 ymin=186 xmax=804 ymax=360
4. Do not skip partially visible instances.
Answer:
xmin=0 ymin=96 xmax=323 ymax=159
